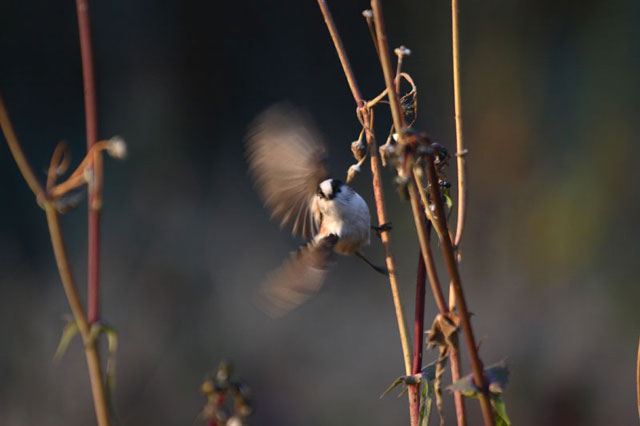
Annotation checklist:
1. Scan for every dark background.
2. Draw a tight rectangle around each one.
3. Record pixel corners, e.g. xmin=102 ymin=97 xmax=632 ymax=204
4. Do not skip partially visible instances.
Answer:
xmin=1 ymin=0 xmax=640 ymax=424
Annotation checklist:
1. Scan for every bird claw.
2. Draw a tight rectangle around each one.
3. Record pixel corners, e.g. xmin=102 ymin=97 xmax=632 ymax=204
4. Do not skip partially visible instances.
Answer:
xmin=372 ymin=222 xmax=393 ymax=238
xmin=372 ymin=264 xmax=389 ymax=276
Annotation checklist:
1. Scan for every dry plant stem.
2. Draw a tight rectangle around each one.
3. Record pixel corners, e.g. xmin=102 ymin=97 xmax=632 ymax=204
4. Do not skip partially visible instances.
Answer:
xmin=46 ymin=206 xmax=110 ymax=426
xmin=47 ymin=142 xmax=70 ymax=191
xmin=408 ymin=182 xmax=448 ymax=315
xmin=408 ymin=182 xmax=466 ymax=426
xmin=317 ymin=0 xmax=361 ymax=111
xmin=447 ymin=4 xmax=467 ymax=420
xmin=450 ymin=0 xmax=467 ymax=248
xmin=424 ymin=156 xmax=493 ymax=426
xmin=363 ymin=12 xmax=380 ymax=59
xmin=1 ymin=95 xmax=111 ymax=426
xmin=367 ymin=119 xmax=419 ymax=426
xmin=370 ymin=1 xmax=405 ymax=137
xmin=449 ymin=334 xmax=467 ymax=426
xmin=411 ymin=184 xmax=467 ymax=424
xmin=317 ymin=0 xmax=412 ymax=375
xmin=49 ymin=140 xmax=112 ymax=198
xmin=367 ymin=122 xmax=412 ymax=378
xmin=414 ymin=173 xmax=467 ymax=426
xmin=371 ymin=0 xmax=488 ymax=423
xmin=317 ymin=2 xmax=417 ymax=424
xmin=410 ymin=247 xmax=427 ymax=425
xmin=0 ymin=96 xmax=46 ymax=201
xmin=413 ymin=248 xmax=426 ymax=374
xmin=76 ymin=0 xmax=102 ymax=325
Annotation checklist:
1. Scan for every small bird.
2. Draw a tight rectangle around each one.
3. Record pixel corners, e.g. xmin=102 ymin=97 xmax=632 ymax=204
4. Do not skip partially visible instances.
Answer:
xmin=246 ymin=104 xmax=385 ymax=316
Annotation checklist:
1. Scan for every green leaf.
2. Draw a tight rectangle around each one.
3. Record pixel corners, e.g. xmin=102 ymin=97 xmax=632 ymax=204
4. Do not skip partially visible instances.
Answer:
xmin=485 ymin=362 xmax=509 ymax=394
xmin=492 ymin=396 xmax=511 ymax=426
xmin=381 ymin=377 xmax=407 ymax=399
xmin=89 ymin=323 xmax=119 ymax=421
xmin=54 ymin=320 xmax=79 ymax=361
xmin=419 ymin=372 xmax=434 ymax=426
xmin=448 ymin=361 xmax=509 ymax=397
xmin=421 ymin=362 xmax=438 ymax=382
xmin=417 ymin=359 xmax=440 ymax=426
xmin=102 ymin=325 xmax=118 ymax=392
xmin=447 ymin=373 xmax=478 ymax=398
xmin=88 ymin=324 xmax=118 ymax=392
xmin=448 ymin=362 xmax=511 ymax=426
xmin=381 ymin=374 xmax=421 ymax=399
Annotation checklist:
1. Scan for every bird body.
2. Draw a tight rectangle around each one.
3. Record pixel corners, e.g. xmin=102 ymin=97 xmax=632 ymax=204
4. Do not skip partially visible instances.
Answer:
xmin=314 ymin=179 xmax=370 ymax=255
xmin=246 ymin=104 xmax=375 ymax=316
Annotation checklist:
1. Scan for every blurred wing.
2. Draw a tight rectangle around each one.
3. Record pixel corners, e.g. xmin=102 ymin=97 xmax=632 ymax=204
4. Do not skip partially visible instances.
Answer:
xmin=257 ymin=234 xmax=338 ymax=317
xmin=246 ymin=104 xmax=328 ymax=239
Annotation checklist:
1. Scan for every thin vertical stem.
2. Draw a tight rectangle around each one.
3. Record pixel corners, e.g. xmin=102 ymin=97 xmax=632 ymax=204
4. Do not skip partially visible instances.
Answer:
xmin=408 ymin=180 xmax=448 ymax=315
xmin=451 ymin=0 xmax=467 ymax=248
xmin=412 ymin=181 xmax=467 ymax=424
xmin=413 ymin=248 xmax=426 ymax=374
xmin=0 ymin=95 xmax=46 ymax=201
xmin=449 ymin=334 xmax=467 ymax=425
xmin=317 ymin=0 xmax=412 ymax=376
xmin=410 ymin=246 xmax=427 ymax=425
xmin=45 ymin=206 xmax=110 ymax=426
xmin=366 ymin=119 xmax=412 ymax=378
xmin=317 ymin=0 xmax=362 ymax=110
xmin=317 ymin=1 xmax=415 ymax=423
xmin=449 ymin=1 xmax=468 ymax=422
xmin=76 ymin=0 xmax=102 ymax=325
xmin=370 ymin=1 xmax=406 ymax=132
xmin=1 ymin=94 xmax=110 ymax=426
xmin=417 ymin=176 xmax=467 ymax=425
xmin=371 ymin=0 xmax=492 ymax=423
xmin=424 ymin=155 xmax=493 ymax=426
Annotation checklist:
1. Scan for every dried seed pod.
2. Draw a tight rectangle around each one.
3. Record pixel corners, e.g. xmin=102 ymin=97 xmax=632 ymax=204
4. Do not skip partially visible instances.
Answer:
xmin=379 ymin=143 xmax=394 ymax=167
xmin=106 ymin=136 xmax=127 ymax=160
xmin=351 ymin=139 xmax=367 ymax=162
xmin=346 ymin=163 xmax=361 ymax=184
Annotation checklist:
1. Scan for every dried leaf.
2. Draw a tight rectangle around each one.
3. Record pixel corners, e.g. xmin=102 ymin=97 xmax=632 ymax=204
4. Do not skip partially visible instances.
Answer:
xmin=426 ymin=313 xmax=459 ymax=350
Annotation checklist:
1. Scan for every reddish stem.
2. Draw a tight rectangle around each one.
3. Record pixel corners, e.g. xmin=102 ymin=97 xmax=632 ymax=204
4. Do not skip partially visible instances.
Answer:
xmin=410 ymin=243 xmax=427 ymax=424
xmin=76 ymin=0 xmax=102 ymax=324
xmin=423 ymin=154 xmax=493 ymax=425
xmin=413 ymin=246 xmax=426 ymax=375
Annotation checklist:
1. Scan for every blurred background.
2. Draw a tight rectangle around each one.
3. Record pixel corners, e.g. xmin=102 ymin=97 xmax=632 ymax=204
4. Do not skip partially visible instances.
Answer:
xmin=1 ymin=0 xmax=639 ymax=424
